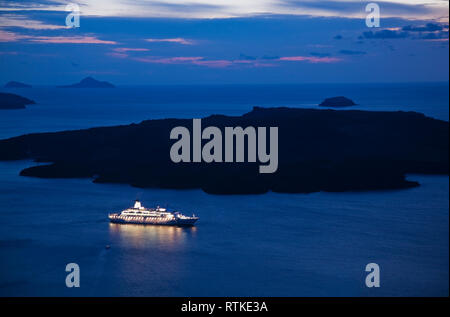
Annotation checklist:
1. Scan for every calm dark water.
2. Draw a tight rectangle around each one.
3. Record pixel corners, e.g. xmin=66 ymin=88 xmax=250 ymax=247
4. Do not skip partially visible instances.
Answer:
xmin=0 ymin=83 xmax=448 ymax=296
xmin=0 ymin=161 xmax=447 ymax=296
xmin=0 ymin=83 xmax=448 ymax=139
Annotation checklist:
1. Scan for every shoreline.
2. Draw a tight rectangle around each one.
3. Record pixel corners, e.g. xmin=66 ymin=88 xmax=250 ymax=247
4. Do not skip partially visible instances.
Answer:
xmin=0 ymin=106 xmax=447 ymax=195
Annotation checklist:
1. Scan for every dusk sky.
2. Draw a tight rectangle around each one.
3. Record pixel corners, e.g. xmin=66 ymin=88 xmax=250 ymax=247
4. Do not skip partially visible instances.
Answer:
xmin=0 ymin=0 xmax=448 ymax=84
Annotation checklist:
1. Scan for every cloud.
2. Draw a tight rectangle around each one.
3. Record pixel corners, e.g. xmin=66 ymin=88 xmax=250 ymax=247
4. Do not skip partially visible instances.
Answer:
xmin=362 ymin=23 xmax=449 ymax=40
xmin=418 ymin=30 xmax=449 ymax=40
xmin=278 ymin=56 xmax=341 ymax=63
xmin=310 ymin=52 xmax=331 ymax=57
xmin=0 ymin=51 xmax=19 ymax=55
xmin=0 ymin=0 xmax=59 ymax=10
xmin=145 ymin=1 xmax=224 ymax=14
xmin=145 ymin=38 xmax=194 ymax=45
xmin=362 ymin=30 xmax=409 ymax=39
xmin=130 ymin=53 xmax=342 ymax=68
xmin=0 ymin=30 xmax=117 ymax=44
xmin=279 ymin=0 xmax=449 ymax=20
xmin=402 ymin=23 xmax=444 ymax=32
xmin=108 ymin=47 xmax=151 ymax=59
xmin=261 ymin=55 xmax=280 ymax=60
xmin=107 ymin=52 xmax=128 ymax=59
xmin=0 ymin=0 xmax=447 ymax=20
xmin=239 ymin=53 xmax=257 ymax=60
xmin=134 ymin=56 xmax=234 ymax=68
xmin=112 ymin=47 xmax=150 ymax=52
xmin=27 ymin=36 xmax=117 ymax=44
xmin=400 ymin=23 xmax=449 ymax=40
xmin=338 ymin=49 xmax=366 ymax=55
xmin=193 ymin=60 xmax=233 ymax=68
xmin=0 ymin=29 xmax=27 ymax=42
xmin=0 ymin=14 xmax=66 ymax=30
xmin=134 ymin=56 xmax=204 ymax=64
xmin=308 ymin=44 xmax=333 ymax=48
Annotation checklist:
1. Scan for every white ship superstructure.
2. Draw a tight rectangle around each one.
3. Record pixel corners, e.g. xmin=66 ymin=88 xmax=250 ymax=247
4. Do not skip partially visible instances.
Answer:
xmin=109 ymin=200 xmax=198 ymax=226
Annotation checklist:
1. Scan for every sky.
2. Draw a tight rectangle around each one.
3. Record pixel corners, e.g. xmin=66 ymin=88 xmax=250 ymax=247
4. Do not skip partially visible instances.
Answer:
xmin=0 ymin=0 xmax=448 ymax=84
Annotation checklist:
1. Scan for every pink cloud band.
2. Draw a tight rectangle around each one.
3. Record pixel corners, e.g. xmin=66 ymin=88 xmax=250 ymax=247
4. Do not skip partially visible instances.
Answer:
xmin=134 ymin=56 xmax=204 ymax=64
xmin=29 ymin=36 xmax=117 ymax=44
xmin=127 ymin=56 xmax=341 ymax=68
xmin=129 ymin=54 xmax=342 ymax=68
xmin=127 ymin=53 xmax=343 ymax=68
xmin=278 ymin=56 xmax=342 ymax=63
xmin=145 ymin=38 xmax=194 ymax=45
xmin=112 ymin=47 xmax=150 ymax=52
xmin=0 ymin=30 xmax=117 ymax=44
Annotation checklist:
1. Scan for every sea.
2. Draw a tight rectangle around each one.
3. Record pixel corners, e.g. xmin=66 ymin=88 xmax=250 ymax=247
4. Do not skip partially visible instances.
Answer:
xmin=0 ymin=83 xmax=448 ymax=296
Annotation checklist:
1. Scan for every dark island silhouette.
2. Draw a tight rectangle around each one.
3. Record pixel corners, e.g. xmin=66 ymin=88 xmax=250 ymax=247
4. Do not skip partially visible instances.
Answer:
xmin=0 ymin=92 xmax=35 ymax=110
xmin=0 ymin=107 xmax=447 ymax=194
xmin=58 ymin=76 xmax=115 ymax=88
xmin=4 ymin=81 xmax=32 ymax=88
xmin=319 ymin=96 xmax=356 ymax=107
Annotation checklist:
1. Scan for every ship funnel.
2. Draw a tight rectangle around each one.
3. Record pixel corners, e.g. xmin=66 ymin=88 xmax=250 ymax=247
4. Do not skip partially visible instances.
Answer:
xmin=134 ymin=200 xmax=142 ymax=209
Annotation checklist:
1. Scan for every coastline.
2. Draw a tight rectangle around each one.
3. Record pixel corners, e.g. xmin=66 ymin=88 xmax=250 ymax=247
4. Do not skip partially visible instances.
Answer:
xmin=0 ymin=106 xmax=447 ymax=195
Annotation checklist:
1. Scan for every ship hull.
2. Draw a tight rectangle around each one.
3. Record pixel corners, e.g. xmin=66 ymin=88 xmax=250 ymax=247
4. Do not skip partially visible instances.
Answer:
xmin=109 ymin=215 xmax=198 ymax=227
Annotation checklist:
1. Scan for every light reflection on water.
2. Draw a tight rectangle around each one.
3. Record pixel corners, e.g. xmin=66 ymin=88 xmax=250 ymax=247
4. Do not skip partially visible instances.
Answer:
xmin=102 ymin=224 xmax=199 ymax=296
xmin=108 ymin=223 xmax=197 ymax=250
xmin=0 ymin=160 xmax=448 ymax=296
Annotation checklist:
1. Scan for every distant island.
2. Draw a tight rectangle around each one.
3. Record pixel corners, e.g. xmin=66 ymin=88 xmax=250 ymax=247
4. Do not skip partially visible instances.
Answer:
xmin=0 ymin=107 xmax=447 ymax=194
xmin=0 ymin=92 xmax=35 ymax=110
xmin=319 ymin=96 xmax=356 ymax=107
xmin=4 ymin=81 xmax=32 ymax=88
xmin=58 ymin=76 xmax=115 ymax=88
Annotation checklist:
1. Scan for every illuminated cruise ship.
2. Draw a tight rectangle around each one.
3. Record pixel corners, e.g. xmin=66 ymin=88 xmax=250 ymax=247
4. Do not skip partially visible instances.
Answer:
xmin=108 ymin=200 xmax=198 ymax=226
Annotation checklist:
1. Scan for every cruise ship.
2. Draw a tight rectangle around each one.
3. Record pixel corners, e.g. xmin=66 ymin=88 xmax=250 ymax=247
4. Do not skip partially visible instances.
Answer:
xmin=108 ymin=200 xmax=199 ymax=226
